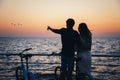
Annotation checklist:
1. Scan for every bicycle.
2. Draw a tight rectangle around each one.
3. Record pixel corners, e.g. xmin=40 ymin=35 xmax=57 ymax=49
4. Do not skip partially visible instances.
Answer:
xmin=52 ymin=52 xmax=94 ymax=80
xmin=15 ymin=48 xmax=35 ymax=80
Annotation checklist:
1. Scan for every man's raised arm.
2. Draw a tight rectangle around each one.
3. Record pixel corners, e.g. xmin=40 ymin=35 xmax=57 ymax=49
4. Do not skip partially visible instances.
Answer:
xmin=47 ymin=26 xmax=61 ymax=34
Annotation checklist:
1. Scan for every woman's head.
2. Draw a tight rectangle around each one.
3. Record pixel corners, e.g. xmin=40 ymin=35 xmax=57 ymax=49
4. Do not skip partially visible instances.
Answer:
xmin=78 ymin=23 xmax=91 ymax=38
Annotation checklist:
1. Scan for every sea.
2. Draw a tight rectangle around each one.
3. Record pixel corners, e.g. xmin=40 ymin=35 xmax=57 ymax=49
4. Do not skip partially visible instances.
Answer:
xmin=0 ymin=36 xmax=120 ymax=80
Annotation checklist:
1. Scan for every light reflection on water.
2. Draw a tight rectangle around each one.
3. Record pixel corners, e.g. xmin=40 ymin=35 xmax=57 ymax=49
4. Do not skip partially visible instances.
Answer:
xmin=0 ymin=37 xmax=120 ymax=79
xmin=0 ymin=37 xmax=119 ymax=54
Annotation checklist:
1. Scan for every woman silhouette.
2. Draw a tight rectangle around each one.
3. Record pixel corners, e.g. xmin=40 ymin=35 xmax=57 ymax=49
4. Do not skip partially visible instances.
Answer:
xmin=77 ymin=23 xmax=94 ymax=80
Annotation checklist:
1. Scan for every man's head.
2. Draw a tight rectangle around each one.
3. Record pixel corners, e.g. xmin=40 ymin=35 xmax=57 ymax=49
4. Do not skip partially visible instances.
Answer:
xmin=66 ymin=18 xmax=75 ymax=29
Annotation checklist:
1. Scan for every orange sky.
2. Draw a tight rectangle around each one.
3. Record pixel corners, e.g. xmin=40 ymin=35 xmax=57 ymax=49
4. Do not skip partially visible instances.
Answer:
xmin=0 ymin=0 xmax=120 ymax=37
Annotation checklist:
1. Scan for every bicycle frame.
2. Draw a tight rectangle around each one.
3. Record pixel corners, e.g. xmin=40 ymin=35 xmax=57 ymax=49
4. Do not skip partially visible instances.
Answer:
xmin=19 ymin=65 xmax=28 ymax=80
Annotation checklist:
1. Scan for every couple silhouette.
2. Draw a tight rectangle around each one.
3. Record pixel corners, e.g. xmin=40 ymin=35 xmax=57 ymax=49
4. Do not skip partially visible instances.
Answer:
xmin=47 ymin=18 xmax=92 ymax=80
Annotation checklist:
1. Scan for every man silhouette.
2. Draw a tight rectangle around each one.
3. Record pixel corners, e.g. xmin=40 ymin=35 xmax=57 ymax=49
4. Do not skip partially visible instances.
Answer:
xmin=47 ymin=18 xmax=80 ymax=80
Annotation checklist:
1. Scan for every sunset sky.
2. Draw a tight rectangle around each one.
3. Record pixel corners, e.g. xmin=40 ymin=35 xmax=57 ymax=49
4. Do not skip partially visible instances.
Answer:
xmin=0 ymin=0 xmax=120 ymax=37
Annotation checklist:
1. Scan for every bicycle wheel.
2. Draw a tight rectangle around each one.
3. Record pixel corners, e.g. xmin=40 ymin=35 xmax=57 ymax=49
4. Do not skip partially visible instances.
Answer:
xmin=55 ymin=66 xmax=61 ymax=80
xmin=16 ymin=66 xmax=24 ymax=80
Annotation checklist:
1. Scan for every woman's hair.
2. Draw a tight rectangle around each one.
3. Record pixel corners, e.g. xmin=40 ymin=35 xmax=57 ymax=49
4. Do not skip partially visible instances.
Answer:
xmin=78 ymin=23 xmax=92 ymax=40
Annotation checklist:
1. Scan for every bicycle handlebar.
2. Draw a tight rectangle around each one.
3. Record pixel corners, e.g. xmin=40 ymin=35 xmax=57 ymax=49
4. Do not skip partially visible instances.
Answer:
xmin=23 ymin=48 xmax=32 ymax=52
xmin=19 ymin=48 xmax=32 ymax=55
xmin=48 ymin=52 xmax=82 ymax=62
xmin=48 ymin=52 xmax=61 ymax=56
